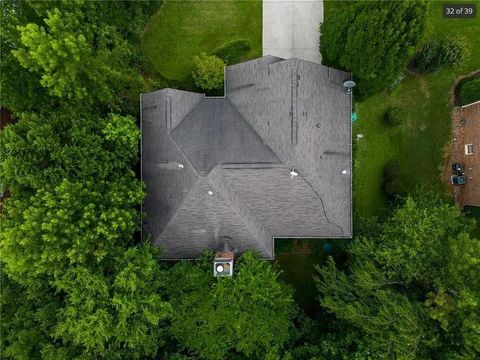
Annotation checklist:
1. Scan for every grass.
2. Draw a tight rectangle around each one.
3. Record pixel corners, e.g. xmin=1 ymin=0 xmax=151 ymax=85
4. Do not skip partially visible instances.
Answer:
xmin=350 ymin=0 xmax=480 ymax=218
xmin=275 ymin=239 xmax=347 ymax=315
xmin=141 ymin=0 xmax=262 ymax=82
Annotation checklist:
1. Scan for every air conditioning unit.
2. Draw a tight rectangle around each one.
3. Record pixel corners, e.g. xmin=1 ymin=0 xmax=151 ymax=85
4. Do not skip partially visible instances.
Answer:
xmin=213 ymin=251 xmax=234 ymax=277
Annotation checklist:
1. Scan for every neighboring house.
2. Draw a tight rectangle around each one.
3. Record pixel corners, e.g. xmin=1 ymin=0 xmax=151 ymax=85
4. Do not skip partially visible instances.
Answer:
xmin=141 ymin=56 xmax=352 ymax=259
xmin=452 ymin=100 xmax=480 ymax=207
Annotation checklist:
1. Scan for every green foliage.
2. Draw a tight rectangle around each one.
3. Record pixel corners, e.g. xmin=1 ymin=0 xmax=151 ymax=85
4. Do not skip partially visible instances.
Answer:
xmin=414 ymin=36 xmax=469 ymax=73
xmin=320 ymin=0 xmax=426 ymax=98
xmin=1 ymin=273 xmax=54 ymax=359
xmin=53 ymin=244 xmax=171 ymax=358
xmin=0 ymin=111 xmax=143 ymax=286
xmin=0 ymin=112 xmax=140 ymax=193
xmin=0 ymin=1 xmax=156 ymax=115
xmin=316 ymin=193 xmax=480 ymax=359
xmin=212 ymin=39 xmax=252 ymax=65
xmin=192 ymin=53 xmax=225 ymax=91
xmin=414 ymin=40 xmax=442 ymax=73
xmin=0 ymin=2 xmax=171 ymax=359
xmin=440 ymin=36 xmax=469 ymax=67
xmin=1 ymin=177 xmax=142 ymax=285
xmin=168 ymin=251 xmax=296 ymax=360
xmin=460 ymin=78 xmax=480 ymax=105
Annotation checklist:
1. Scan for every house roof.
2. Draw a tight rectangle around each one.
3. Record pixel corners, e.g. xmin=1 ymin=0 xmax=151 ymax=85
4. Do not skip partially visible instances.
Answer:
xmin=141 ymin=56 xmax=352 ymax=259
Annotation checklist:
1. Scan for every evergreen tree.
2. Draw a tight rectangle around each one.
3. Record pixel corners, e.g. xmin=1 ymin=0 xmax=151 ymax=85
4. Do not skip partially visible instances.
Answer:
xmin=320 ymin=0 xmax=426 ymax=97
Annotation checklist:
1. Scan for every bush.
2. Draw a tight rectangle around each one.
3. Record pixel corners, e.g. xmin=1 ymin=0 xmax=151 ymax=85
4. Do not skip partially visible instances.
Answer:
xmin=384 ymin=107 xmax=406 ymax=127
xmin=414 ymin=36 xmax=469 ymax=73
xmin=212 ymin=39 xmax=252 ymax=65
xmin=414 ymin=40 xmax=442 ymax=73
xmin=192 ymin=53 xmax=225 ymax=91
xmin=383 ymin=160 xmax=405 ymax=200
xmin=460 ymin=78 xmax=480 ymax=105
xmin=440 ymin=36 xmax=469 ymax=67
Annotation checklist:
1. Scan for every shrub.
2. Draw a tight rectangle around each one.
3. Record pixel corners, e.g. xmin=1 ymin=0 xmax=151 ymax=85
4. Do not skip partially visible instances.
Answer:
xmin=460 ymin=78 xmax=480 ymax=105
xmin=383 ymin=160 xmax=405 ymax=200
xmin=414 ymin=40 xmax=442 ymax=73
xmin=384 ymin=107 xmax=406 ymax=127
xmin=213 ymin=39 xmax=251 ymax=65
xmin=440 ymin=36 xmax=469 ymax=67
xmin=192 ymin=53 xmax=225 ymax=91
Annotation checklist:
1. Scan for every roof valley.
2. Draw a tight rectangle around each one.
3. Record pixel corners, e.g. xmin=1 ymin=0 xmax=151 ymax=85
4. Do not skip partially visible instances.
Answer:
xmin=208 ymin=166 xmax=273 ymax=257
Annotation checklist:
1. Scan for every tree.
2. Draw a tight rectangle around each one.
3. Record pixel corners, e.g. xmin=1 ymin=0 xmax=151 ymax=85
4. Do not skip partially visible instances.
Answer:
xmin=192 ymin=53 xmax=225 ymax=91
xmin=53 ymin=244 xmax=172 ymax=358
xmin=320 ymin=0 xmax=426 ymax=97
xmin=0 ymin=112 xmax=143 ymax=285
xmin=316 ymin=193 xmax=480 ymax=359
xmin=0 ymin=1 xmax=157 ymax=115
xmin=167 ymin=251 xmax=296 ymax=359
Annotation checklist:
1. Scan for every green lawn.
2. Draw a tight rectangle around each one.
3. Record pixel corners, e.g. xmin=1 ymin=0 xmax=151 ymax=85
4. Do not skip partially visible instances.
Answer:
xmin=350 ymin=1 xmax=480 ymax=218
xmin=141 ymin=0 xmax=262 ymax=82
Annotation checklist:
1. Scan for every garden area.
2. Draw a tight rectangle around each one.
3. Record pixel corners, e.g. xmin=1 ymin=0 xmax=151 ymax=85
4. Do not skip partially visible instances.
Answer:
xmin=141 ymin=0 xmax=261 ymax=88
xmin=348 ymin=1 xmax=480 ymax=218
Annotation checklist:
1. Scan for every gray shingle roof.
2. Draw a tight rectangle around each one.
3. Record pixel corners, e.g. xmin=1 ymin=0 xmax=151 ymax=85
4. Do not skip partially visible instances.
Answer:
xmin=171 ymin=98 xmax=281 ymax=176
xmin=141 ymin=57 xmax=352 ymax=259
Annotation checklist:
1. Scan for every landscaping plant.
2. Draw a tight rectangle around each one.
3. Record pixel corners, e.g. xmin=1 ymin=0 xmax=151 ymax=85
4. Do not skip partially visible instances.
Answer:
xmin=212 ymin=39 xmax=252 ymax=64
xmin=440 ymin=36 xmax=469 ymax=67
xmin=192 ymin=53 xmax=225 ymax=91
xmin=414 ymin=40 xmax=442 ymax=73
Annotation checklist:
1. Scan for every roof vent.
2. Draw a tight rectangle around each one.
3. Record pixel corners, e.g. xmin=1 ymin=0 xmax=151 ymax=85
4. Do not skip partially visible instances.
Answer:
xmin=178 ymin=163 xmax=184 ymax=169
xmin=289 ymin=169 xmax=299 ymax=178
xmin=208 ymin=191 xmax=213 ymax=196
xmin=342 ymin=169 xmax=349 ymax=175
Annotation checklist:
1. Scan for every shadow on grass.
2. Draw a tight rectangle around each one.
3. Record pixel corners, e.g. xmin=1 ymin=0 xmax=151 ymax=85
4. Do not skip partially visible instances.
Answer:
xmin=275 ymin=238 xmax=348 ymax=316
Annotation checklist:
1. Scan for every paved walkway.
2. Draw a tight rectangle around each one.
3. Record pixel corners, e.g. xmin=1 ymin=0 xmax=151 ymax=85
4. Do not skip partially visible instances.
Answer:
xmin=263 ymin=0 xmax=323 ymax=64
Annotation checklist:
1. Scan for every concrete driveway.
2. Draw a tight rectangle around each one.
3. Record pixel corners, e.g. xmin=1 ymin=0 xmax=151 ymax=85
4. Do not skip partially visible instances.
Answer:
xmin=263 ymin=0 xmax=323 ymax=64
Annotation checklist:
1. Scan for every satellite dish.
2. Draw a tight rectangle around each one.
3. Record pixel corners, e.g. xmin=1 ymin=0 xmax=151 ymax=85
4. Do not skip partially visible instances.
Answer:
xmin=343 ymin=80 xmax=356 ymax=95
xmin=343 ymin=80 xmax=356 ymax=88
xmin=216 ymin=265 xmax=224 ymax=273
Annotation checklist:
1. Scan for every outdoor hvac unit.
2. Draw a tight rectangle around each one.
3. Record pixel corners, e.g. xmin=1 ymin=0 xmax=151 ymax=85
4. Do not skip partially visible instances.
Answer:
xmin=213 ymin=251 xmax=234 ymax=277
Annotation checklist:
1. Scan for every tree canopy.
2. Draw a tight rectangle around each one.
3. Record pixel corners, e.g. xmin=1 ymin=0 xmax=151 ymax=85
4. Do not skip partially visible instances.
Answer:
xmin=316 ymin=194 xmax=480 ymax=359
xmin=320 ymin=0 xmax=426 ymax=97
xmin=167 ymin=252 xmax=296 ymax=360
xmin=0 ymin=0 xmax=155 ymax=115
